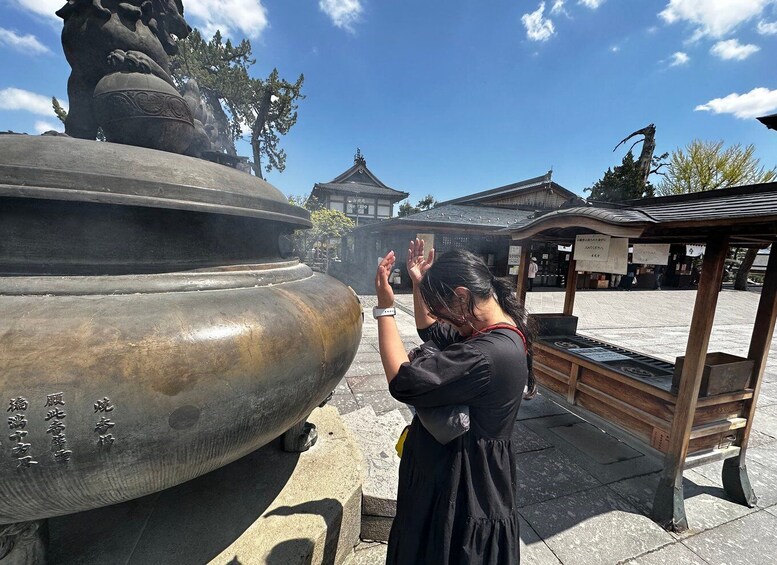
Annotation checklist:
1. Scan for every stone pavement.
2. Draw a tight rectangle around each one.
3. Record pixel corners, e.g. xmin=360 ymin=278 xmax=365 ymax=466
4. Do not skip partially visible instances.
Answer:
xmin=334 ymin=289 xmax=777 ymax=565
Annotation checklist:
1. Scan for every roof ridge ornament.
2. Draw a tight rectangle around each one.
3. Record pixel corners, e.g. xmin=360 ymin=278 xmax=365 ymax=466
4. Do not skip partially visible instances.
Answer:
xmin=354 ymin=148 xmax=366 ymax=166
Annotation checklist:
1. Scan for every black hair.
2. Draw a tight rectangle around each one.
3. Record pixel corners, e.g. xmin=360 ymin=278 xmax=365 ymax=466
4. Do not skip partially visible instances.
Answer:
xmin=419 ymin=249 xmax=537 ymax=399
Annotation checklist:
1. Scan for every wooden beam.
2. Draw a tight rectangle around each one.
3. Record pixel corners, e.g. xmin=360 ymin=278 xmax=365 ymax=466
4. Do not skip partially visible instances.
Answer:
xmin=652 ymin=234 xmax=729 ymax=532
xmin=563 ymin=247 xmax=578 ymax=316
xmin=509 ymin=215 xmax=647 ymax=240
xmin=516 ymin=243 xmax=531 ymax=305
xmin=722 ymin=243 xmax=777 ymax=505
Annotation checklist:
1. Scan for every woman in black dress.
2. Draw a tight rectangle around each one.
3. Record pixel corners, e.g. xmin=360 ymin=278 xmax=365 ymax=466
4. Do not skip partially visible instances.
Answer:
xmin=374 ymin=242 xmax=535 ymax=565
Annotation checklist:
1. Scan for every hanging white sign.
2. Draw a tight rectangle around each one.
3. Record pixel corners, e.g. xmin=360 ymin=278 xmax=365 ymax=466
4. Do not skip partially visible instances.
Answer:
xmin=686 ymin=245 xmax=706 ymax=257
xmin=508 ymin=245 xmax=522 ymax=265
xmin=574 ymin=235 xmax=610 ymax=262
xmin=576 ymin=237 xmax=629 ymax=275
xmin=632 ymin=244 xmax=670 ymax=265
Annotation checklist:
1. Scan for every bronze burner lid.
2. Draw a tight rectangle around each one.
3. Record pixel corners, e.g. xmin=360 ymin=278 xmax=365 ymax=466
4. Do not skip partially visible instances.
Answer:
xmin=0 ymin=135 xmax=311 ymax=229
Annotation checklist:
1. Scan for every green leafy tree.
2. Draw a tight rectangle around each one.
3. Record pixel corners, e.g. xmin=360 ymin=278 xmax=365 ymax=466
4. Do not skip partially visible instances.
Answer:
xmin=52 ymin=97 xmax=67 ymax=124
xmin=585 ymin=151 xmax=655 ymax=202
xmin=398 ymin=200 xmax=418 ymax=217
xmin=170 ymin=29 xmax=253 ymax=155
xmin=170 ymin=29 xmax=304 ymax=178
xmin=657 ymin=140 xmax=777 ymax=290
xmin=309 ymin=208 xmax=355 ymax=243
xmin=287 ymin=198 xmax=353 ymax=264
xmin=52 ymin=97 xmax=106 ymax=141
xmin=244 ymin=69 xmax=305 ymax=179
xmin=657 ymin=140 xmax=777 ymax=195
xmin=398 ymin=194 xmax=437 ymax=217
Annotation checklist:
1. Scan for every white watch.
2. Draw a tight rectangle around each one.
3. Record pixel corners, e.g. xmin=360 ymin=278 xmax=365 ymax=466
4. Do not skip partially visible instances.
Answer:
xmin=372 ymin=306 xmax=396 ymax=319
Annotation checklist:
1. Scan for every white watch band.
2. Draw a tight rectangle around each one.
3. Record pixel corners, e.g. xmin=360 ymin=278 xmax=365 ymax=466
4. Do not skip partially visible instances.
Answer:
xmin=372 ymin=306 xmax=396 ymax=319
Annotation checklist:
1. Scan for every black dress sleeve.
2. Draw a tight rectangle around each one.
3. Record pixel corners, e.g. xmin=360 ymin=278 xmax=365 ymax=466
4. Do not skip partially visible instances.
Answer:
xmin=389 ymin=342 xmax=490 ymax=408
xmin=417 ymin=321 xmax=461 ymax=350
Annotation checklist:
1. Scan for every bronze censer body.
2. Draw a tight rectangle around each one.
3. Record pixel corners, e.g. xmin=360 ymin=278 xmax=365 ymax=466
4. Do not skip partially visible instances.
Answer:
xmin=0 ymin=135 xmax=361 ymax=558
xmin=2 ymin=3 xmax=362 ymax=559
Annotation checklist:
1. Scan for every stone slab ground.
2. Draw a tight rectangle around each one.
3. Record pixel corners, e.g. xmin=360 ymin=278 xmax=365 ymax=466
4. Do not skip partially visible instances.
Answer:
xmin=337 ymin=289 xmax=777 ymax=565
xmin=48 ymin=406 xmax=363 ymax=565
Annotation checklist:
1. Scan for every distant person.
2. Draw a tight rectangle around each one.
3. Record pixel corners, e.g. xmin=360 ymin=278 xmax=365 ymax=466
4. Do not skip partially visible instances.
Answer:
xmin=619 ymin=261 xmax=637 ymax=290
xmin=655 ymin=265 xmax=665 ymax=290
xmin=691 ymin=265 xmax=700 ymax=287
xmin=528 ymin=257 xmax=539 ymax=291
xmin=373 ymin=239 xmax=535 ymax=564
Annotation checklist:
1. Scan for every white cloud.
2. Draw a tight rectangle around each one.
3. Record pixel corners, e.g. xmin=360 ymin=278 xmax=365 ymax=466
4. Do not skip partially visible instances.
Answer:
xmin=318 ymin=0 xmax=363 ymax=32
xmin=0 ymin=87 xmax=63 ymax=115
xmin=34 ymin=120 xmax=60 ymax=134
xmin=185 ymin=0 xmax=269 ymax=39
xmin=696 ymin=87 xmax=777 ymax=118
xmin=550 ymin=1 xmax=567 ymax=16
xmin=610 ymin=45 xmax=620 ymax=53
xmin=579 ymin=0 xmax=606 ymax=8
xmin=668 ymin=51 xmax=690 ymax=66
xmin=659 ymin=0 xmax=776 ymax=40
xmin=0 ymin=28 xmax=50 ymax=54
xmin=757 ymin=20 xmax=777 ymax=34
xmin=711 ymin=38 xmax=760 ymax=60
xmin=522 ymin=3 xmax=555 ymax=42
xmin=12 ymin=0 xmax=62 ymax=21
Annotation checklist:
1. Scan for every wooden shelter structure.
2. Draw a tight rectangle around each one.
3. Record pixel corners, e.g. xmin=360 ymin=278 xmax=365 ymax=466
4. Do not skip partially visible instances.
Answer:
xmin=507 ymin=182 xmax=777 ymax=532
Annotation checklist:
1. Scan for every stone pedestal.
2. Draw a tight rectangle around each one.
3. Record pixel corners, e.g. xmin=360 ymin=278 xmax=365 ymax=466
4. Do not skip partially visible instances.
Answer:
xmin=342 ymin=406 xmax=407 ymax=542
xmin=47 ymin=407 xmax=362 ymax=565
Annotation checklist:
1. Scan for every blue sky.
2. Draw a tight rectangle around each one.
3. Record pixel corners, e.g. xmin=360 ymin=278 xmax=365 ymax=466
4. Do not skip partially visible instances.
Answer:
xmin=2 ymin=0 xmax=777 ymax=204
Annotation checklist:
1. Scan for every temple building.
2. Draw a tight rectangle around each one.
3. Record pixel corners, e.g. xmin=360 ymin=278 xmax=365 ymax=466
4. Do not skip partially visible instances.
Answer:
xmin=346 ymin=171 xmax=581 ymax=290
xmin=309 ymin=149 xmax=409 ymax=227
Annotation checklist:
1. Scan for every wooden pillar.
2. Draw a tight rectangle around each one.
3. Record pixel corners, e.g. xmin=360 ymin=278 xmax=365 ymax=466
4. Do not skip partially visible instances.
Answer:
xmin=564 ymin=245 xmax=578 ymax=316
xmin=515 ymin=243 xmax=531 ymax=305
xmin=652 ymin=234 xmax=729 ymax=532
xmin=722 ymin=243 xmax=777 ymax=505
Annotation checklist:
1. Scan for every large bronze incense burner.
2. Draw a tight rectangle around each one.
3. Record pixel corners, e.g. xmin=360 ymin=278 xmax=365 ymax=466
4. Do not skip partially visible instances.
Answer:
xmin=0 ymin=135 xmax=362 ymax=546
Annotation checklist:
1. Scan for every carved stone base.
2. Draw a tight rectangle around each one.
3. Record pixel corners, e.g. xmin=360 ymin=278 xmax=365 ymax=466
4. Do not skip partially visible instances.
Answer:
xmin=0 ymin=521 xmax=47 ymax=564
xmin=722 ymin=457 xmax=758 ymax=507
xmin=282 ymin=419 xmax=319 ymax=453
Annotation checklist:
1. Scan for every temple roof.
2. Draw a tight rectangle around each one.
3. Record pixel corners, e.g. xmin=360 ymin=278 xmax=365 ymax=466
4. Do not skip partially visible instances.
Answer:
xmin=505 ymin=182 xmax=777 ymax=246
xmin=356 ymin=204 xmax=535 ymax=233
xmin=438 ymin=171 xmax=580 ymax=207
xmin=311 ymin=149 xmax=409 ymax=202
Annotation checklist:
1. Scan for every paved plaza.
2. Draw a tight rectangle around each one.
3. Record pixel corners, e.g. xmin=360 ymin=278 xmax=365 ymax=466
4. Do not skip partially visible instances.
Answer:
xmin=337 ymin=288 xmax=777 ymax=565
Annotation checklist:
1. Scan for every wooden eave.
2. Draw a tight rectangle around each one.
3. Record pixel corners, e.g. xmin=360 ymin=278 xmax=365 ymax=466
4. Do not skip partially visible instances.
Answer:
xmin=357 ymin=221 xmax=510 ymax=236
xmin=508 ymin=183 xmax=777 ymax=247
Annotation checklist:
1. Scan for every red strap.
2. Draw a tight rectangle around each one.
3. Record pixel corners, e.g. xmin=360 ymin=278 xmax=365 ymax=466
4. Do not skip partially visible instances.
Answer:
xmin=468 ymin=323 xmax=527 ymax=348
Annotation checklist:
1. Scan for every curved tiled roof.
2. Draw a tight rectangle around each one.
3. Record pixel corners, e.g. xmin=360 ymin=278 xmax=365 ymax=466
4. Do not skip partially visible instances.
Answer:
xmin=506 ymin=182 xmax=777 ymax=244
xmin=314 ymin=181 xmax=408 ymax=199
xmin=357 ymin=204 xmax=536 ymax=232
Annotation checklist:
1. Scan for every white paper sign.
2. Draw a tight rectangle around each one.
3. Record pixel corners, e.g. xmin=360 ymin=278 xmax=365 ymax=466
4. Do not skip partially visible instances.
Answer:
xmin=632 ymin=244 xmax=670 ymax=265
xmin=417 ymin=233 xmax=435 ymax=254
xmin=686 ymin=245 xmax=706 ymax=257
xmin=509 ymin=266 xmax=520 ymax=275
xmin=574 ymin=235 xmax=610 ymax=262
xmin=575 ymin=237 xmax=629 ymax=275
xmin=508 ymin=245 xmax=522 ymax=265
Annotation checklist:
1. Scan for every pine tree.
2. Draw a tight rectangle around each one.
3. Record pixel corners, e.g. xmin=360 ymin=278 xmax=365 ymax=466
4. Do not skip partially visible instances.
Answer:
xmin=170 ymin=29 xmax=304 ymax=178
xmin=586 ymin=151 xmax=654 ymax=202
